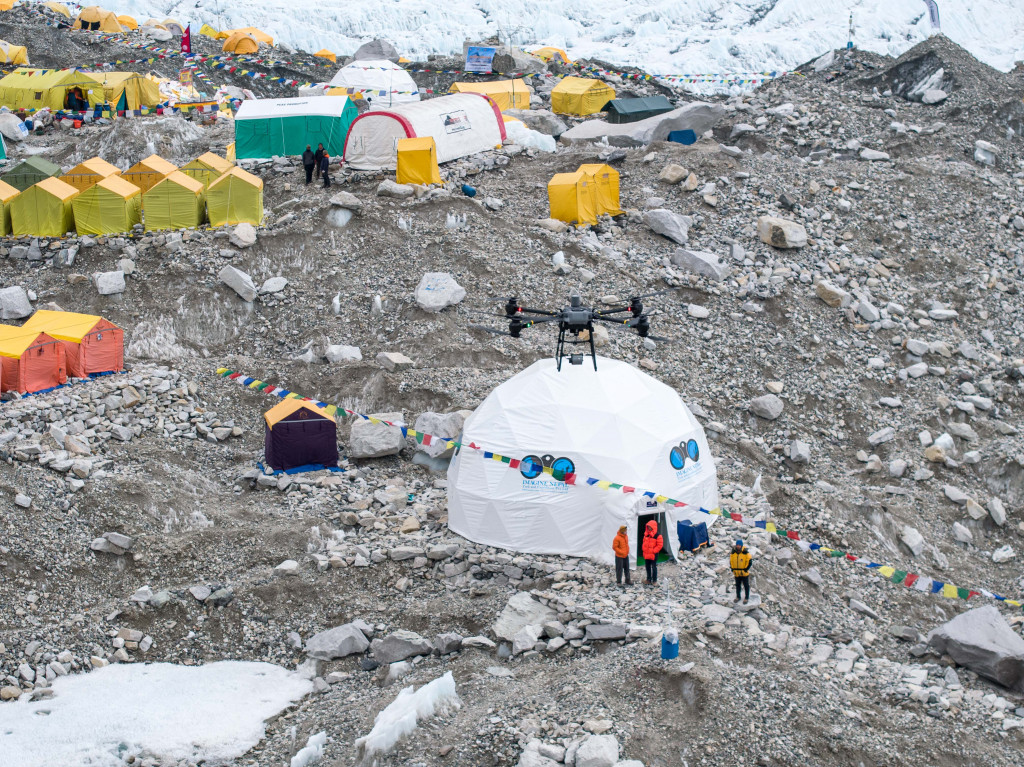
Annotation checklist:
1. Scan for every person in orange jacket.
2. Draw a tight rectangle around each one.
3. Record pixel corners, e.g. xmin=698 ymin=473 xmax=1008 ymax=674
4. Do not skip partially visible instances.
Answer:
xmin=612 ymin=525 xmax=631 ymax=586
xmin=642 ymin=519 xmax=663 ymax=585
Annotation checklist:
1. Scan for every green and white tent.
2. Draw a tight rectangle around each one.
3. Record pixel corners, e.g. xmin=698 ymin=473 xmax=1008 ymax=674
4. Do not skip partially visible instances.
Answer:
xmin=233 ymin=96 xmax=358 ymax=160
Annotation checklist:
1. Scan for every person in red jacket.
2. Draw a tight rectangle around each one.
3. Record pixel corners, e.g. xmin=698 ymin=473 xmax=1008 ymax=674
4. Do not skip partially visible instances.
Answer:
xmin=642 ymin=519 xmax=663 ymax=585
xmin=612 ymin=525 xmax=631 ymax=586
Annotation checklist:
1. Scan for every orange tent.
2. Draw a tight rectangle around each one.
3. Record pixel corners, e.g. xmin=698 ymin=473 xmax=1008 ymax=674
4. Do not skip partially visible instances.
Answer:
xmin=20 ymin=310 xmax=123 ymax=378
xmin=0 ymin=327 xmax=67 ymax=394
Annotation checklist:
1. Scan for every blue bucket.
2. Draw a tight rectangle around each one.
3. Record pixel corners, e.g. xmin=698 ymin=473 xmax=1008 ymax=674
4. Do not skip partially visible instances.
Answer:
xmin=661 ymin=635 xmax=679 ymax=659
xmin=461 ymin=184 xmax=477 ymax=197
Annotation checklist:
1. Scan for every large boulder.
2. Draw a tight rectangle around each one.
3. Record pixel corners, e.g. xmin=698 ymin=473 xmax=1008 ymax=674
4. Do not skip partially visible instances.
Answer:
xmin=927 ymin=605 xmax=1024 ymax=692
xmin=371 ymin=629 xmax=433 ymax=664
xmin=352 ymin=38 xmax=400 ymax=62
xmin=505 ymin=109 xmax=568 ymax=137
xmin=229 ymin=223 xmax=257 ymax=248
xmin=413 ymin=410 xmax=468 ymax=458
xmin=0 ymin=285 xmax=32 ymax=319
xmin=757 ymin=216 xmax=807 ymax=248
xmin=494 ymin=592 xmax=557 ymax=642
xmin=0 ymin=113 xmax=27 ymax=142
xmin=415 ymin=272 xmax=466 ymax=312
xmin=576 ymin=735 xmax=620 ymax=767
xmin=670 ymin=249 xmax=730 ymax=281
xmin=749 ymin=394 xmax=784 ymax=420
xmin=93 ymin=270 xmax=126 ymax=295
xmin=643 ymin=209 xmax=690 ymax=244
xmin=305 ymin=623 xmax=370 ymax=660
xmin=348 ymin=411 xmax=404 ymax=459
xmin=560 ymin=103 xmax=724 ymax=147
xmin=218 ymin=265 xmax=256 ymax=302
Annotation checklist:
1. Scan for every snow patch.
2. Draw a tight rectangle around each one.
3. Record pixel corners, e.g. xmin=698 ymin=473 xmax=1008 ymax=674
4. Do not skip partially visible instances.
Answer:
xmin=0 ymin=661 xmax=312 ymax=767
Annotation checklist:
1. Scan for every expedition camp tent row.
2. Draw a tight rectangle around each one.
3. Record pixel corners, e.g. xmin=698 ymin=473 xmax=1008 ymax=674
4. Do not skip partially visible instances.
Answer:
xmin=22 ymin=310 xmax=123 ymax=378
xmin=0 ymin=326 xmax=66 ymax=394
xmin=343 ymin=92 xmax=505 ymax=171
xmin=550 ymin=77 xmax=616 ymax=116
xmin=548 ymin=164 xmax=622 ymax=227
xmin=328 ymin=59 xmax=419 ymax=108
xmin=233 ymin=96 xmax=358 ymax=160
xmin=0 ymin=68 xmax=161 ymax=113
xmin=264 ymin=399 xmax=338 ymax=473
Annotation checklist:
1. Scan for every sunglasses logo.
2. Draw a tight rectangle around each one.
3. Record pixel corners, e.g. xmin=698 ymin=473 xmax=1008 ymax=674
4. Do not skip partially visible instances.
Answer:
xmin=521 ymin=454 xmax=575 ymax=479
xmin=669 ymin=439 xmax=700 ymax=469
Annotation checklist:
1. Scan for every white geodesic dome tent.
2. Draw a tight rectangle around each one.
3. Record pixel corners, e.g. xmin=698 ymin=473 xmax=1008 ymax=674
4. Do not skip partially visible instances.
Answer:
xmin=329 ymin=59 xmax=419 ymax=108
xmin=447 ymin=357 xmax=719 ymax=563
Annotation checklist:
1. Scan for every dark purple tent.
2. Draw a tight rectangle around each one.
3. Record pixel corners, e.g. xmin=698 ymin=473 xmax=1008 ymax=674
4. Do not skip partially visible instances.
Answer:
xmin=264 ymin=399 xmax=339 ymax=472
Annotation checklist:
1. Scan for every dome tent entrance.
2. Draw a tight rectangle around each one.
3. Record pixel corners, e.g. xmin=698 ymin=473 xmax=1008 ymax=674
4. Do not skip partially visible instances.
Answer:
xmin=447 ymin=357 xmax=719 ymax=562
xmin=264 ymin=399 xmax=338 ymax=473
xmin=343 ymin=93 xmax=505 ymax=172
xmin=233 ymin=96 xmax=358 ymax=160
xmin=75 ymin=6 xmax=123 ymax=33
xmin=328 ymin=59 xmax=419 ymax=108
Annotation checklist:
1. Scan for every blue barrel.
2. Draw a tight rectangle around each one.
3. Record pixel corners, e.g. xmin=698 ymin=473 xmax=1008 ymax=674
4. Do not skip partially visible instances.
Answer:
xmin=461 ymin=184 xmax=477 ymax=197
xmin=661 ymin=635 xmax=679 ymax=659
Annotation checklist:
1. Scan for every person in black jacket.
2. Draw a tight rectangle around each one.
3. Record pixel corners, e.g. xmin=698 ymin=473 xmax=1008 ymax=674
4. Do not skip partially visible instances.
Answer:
xmin=301 ymin=145 xmax=315 ymax=185
xmin=320 ymin=152 xmax=331 ymax=188
xmin=313 ymin=143 xmax=324 ymax=180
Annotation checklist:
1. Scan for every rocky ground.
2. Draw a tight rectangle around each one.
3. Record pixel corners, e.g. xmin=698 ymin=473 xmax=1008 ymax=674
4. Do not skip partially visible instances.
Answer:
xmin=2 ymin=14 xmax=1024 ymax=767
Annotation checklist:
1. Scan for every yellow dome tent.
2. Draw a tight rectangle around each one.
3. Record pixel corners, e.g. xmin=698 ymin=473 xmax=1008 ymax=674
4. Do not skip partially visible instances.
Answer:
xmin=0 ymin=1 xmax=15 ymax=11
xmin=10 ymin=177 xmax=79 ymax=237
xmin=143 ymin=171 xmax=205 ymax=231
xmin=222 ymin=31 xmax=258 ymax=55
xmin=117 ymin=15 xmax=137 ymax=30
xmin=233 ymin=27 xmax=272 ymax=46
xmin=533 ymin=47 xmax=571 ymax=64
xmin=60 ymin=156 xmax=121 ymax=193
xmin=72 ymin=175 xmax=141 ymax=235
xmin=207 ymin=167 xmax=263 ymax=227
xmin=577 ymin=163 xmax=622 ymax=216
xmin=0 ymin=41 xmax=28 ymax=65
xmin=547 ymin=170 xmax=597 ymax=227
xmin=43 ymin=1 xmax=71 ymax=17
xmin=314 ymin=49 xmax=336 ymax=63
xmin=449 ymin=79 xmax=531 ymax=111
xmin=123 ymin=154 xmax=176 ymax=193
xmin=180 ymin=152 xmax=233 ymax=188
xmin=550 ymin=77 xmax=615 ymax=116
xmin=142 ymin=20 xmax=169 ymax=31
xmin=396 ymin=137 xmax=441 ymax=186
xmin=75 ymin=6 xmax=124 ymax=33
xmin=0 ymin=178 xmax=19 ymax=235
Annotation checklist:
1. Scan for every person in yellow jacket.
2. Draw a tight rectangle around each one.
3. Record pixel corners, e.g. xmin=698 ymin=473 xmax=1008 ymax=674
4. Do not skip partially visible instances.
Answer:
xmin=730 ymin=539 xmax=752 ymax=604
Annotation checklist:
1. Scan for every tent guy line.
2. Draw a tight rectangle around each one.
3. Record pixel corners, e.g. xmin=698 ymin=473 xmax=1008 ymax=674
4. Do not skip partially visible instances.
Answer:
xmin=215 ymin=367 xmax=1023 ymax=610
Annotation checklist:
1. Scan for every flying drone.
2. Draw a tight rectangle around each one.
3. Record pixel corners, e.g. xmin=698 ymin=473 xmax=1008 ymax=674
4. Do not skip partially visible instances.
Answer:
xmin=470 ymin=290 xmax=673 ymax=371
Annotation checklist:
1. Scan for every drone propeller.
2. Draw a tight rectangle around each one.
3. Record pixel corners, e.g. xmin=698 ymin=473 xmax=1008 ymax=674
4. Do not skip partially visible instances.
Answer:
xmin=469 ymin=324 xmax=514 ymax=336
xmin=629 ymin=288 xmax=675 ymax=301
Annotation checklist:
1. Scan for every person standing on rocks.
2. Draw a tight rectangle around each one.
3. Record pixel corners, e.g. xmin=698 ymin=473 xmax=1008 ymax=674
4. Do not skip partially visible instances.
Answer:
xmin=320 ymin=152 xmax=332 ymax=188
xmin=313 ymin=143 xmax=325 ymax=181
xmin=642 ymin=520 xmax=663 ymax=585
xmin=613 ymin=525 xmax=631 ymax=586
xmin=302 ymin=145 xmax=315 ymax=185
xmin=730 ymin=540 xmax=752 ymax=604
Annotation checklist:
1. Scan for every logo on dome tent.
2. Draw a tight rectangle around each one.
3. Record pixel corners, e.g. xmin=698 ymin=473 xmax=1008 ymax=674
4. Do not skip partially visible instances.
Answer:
xmin=520 ymin=454 xmax=575 ymax=479
xmin=669 ymin=439 xmax=700 ymax=477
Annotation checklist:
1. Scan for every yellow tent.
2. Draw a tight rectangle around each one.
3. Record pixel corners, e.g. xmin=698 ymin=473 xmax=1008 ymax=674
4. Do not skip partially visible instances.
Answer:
xmin=577 ymin=163 xmax=622 ymax=216
xmin=162 ymin=19 xmax=184 ymax=36
xmin=123 ymin=154 xmax=176 ymax=193
xmin=396 ymin=137 xmax=441 ymax=185
xmin=43 ymin=1 xmax=71 ymax=17
xmin=75 ymin=6 xmax=123 ymax=33
xmin=0 ymin=0 xmax=15 ymax=11
xmin=117 ymin=15 xmax=137 ymax=29
xmin=199 ymin=23 xmax=219 ymax=38
xmin=143 ymin=171 xmax=205 ymax=231
xmin=233 ymin=27 xmax=273 ymax=46
xmin=0 ymin=41 xmax=28 ymax=66
xmin=207 ymin=167 xmax=263 ymax=227
xmin=548 ymin=170 xmax=597 ymax=227
xmin=533 ymin=47 xmax=571 ymax=64
xmin=10 ymin=177 xmax=78 ymax=237
xmin=550 ymin=77 xmax=616 ymax=116
xmin=72 ymin=175 xmax=141 ymax=235
xmin=0 ymin=179 xmax=19 ymax=235
xmin=180 ymin=152 xmax=233 ymax=188
xmin=222 ymin=31 xmax=258 ymax=55
xmin=0 ymin=68 xmax=100 ymax=111
xmin=88 ymin=71 xmax=161 ymax=111
xmin=60 ymin=157 xmax=121 ymax=193
xmin=314 ymin=49 xmax=336 ymax=63
xmin=449 ymin=79 xmax=530 ymax=111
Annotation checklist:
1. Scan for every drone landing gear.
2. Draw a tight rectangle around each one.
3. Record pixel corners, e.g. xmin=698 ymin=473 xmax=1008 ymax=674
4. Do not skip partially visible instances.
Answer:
xmin=554 ymin=323 xmax=597 ymax=372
